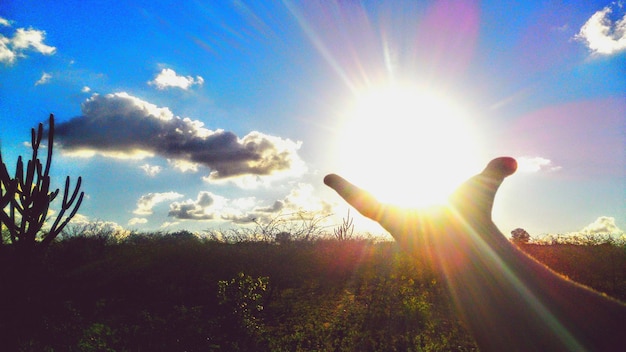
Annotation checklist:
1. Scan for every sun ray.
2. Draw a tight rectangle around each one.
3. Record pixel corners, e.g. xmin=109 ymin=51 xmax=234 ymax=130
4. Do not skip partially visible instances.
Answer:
xmin=334 ymin=80 xmax=482 ymax=208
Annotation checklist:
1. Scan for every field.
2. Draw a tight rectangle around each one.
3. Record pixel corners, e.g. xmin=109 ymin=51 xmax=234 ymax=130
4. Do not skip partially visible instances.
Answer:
xmin=0 ymin=232 xmax=624 ymax=351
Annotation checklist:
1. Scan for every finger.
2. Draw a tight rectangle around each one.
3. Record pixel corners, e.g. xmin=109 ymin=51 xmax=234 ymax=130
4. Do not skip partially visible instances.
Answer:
xmin=323 ymin=174 xmax=383 ymax=220
xmin=482 ymin=157 xmax=517 ymax=179
xmin=450 ymin=156 xmax=517 ymax=222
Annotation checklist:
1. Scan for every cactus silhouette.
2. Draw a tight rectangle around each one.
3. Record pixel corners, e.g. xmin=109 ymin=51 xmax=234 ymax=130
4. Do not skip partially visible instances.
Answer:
xmin=0 ymin=114 xmax=84 ymax=252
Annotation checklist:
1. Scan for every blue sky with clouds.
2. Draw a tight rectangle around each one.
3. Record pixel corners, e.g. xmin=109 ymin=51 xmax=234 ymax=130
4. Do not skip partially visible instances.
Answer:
xmin=1 ymin=1 xmax=624 ymax=239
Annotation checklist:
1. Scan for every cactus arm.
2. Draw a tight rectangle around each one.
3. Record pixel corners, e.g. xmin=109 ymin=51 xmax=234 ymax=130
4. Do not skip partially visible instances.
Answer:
xmin=42 ymin=176 xmax=84 ymax=246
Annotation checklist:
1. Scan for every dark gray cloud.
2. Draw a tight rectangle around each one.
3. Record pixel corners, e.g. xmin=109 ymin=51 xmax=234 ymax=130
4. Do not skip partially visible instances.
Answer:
xmin=255 ymin=200 xmax=285 ymax=213
xmin=54 ymin=92 xmax=304 ymax=180
xmin=168 ymin=191 xmax=217 ymax=220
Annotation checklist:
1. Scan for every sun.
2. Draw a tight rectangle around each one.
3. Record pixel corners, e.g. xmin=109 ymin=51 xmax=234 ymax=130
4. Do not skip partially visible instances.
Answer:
xmin=334 ymin=81 xmax=482 ymax=208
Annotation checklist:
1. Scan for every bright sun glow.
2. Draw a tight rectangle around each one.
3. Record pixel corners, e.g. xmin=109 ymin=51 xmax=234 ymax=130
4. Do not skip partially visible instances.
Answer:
xmin=335 ymin=82 xmax=482 ymax=208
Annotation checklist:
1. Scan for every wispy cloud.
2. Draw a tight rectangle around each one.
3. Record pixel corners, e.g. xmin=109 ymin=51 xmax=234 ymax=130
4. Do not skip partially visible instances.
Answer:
xmin=160 ymin=221 xmax=179 ymax=228
xmin=35 ymin=72 xmax=51 ymax=85
xmin=575 ymin=4 xmax=626 ymax=55
xmin=81 ymin=86 xmax=91 ymax=93
xmin=516 ymin=156 xmax=561 ymax=173
xmin=128 ymin=217 xmax=148 ymax=226
xmin=134 ymin=191 xmax=184 ymax=215
xmin=168 ymin=159 xmax=199 ymax=173
xmin=553 ymin=24 xmax=569 ymax=33
xmin=505 ymin=99 xmax=625 ymax=177
xmin=140 ymin=163 xmax=162 ymax=177
xmin=0 ymin=18 xmax=56 ymax=64
xmin=148 ymin=68 xmax=204 ymax=90
xmin=0 ymin=37 xmax=15 ymax=64
xmin=0 ymin=17 xmax=11 ymax=27
xmin=54 ymin=92 xmax=305 ymax=182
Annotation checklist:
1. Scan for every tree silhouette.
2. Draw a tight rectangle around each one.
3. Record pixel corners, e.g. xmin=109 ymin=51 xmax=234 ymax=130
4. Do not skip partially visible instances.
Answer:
xmin=510 ymin=228 xmax=530 ymax=245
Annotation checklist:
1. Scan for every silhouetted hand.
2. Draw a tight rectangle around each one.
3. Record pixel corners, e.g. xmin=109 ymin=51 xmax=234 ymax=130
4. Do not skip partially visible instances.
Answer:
xmin=324 ymin=157 xmax=517 ymax=267
xmin=324 ymin=157 xmax=626 ymax=351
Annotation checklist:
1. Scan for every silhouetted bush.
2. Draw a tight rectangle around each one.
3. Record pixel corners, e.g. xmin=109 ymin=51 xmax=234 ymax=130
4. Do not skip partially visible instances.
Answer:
xmin=510 ymin=228 xmax=530 ymax=245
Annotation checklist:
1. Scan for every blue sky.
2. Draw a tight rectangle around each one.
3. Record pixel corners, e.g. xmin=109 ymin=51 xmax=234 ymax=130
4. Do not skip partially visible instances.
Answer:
xmin=1 ymin=1 xmax=624 ymax=239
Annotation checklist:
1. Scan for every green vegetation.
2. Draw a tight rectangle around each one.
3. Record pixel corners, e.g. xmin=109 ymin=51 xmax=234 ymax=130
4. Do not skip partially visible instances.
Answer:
xmin=0 ymin=231 xmax=623 ymax=351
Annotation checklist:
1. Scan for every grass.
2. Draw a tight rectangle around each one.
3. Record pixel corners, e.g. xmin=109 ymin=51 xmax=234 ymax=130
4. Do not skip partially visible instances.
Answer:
xmin=0 ymin=231 xmax=623 ymax=351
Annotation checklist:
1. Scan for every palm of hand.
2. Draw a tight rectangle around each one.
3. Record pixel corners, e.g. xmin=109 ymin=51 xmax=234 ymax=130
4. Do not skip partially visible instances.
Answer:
xmin=324 ymin=157 xmax=518 ymax=260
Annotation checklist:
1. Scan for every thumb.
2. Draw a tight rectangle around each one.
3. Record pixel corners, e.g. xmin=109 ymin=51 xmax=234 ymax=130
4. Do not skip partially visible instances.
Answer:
xmin=482 ymin=157 xmax=518 ymax=180
xmin=450 ymin=157 xmax=517 ymax=221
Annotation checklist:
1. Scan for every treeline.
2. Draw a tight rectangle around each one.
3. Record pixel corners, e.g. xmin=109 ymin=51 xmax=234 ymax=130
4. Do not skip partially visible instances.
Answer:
xmin=0 ymin=232 xmax=624 ymax=351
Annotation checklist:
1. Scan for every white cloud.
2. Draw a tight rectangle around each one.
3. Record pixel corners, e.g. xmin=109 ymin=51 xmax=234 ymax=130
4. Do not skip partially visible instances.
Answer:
xmin=134 ymin=191 xmax=184 ymax=215
xmin=168 ymin=159 xmax=200 ymax=173
xmin=544 ymin=216 xmax=625 ymax=242
xmin=35 ymin=72 xmax=51 ymax=85
xmin=281 ymin=183 xmax=332 ymax=213
xmin=148 ymin=68 xmax=204 ymax=90
xmin=128 ymin=217 xmax=148 ymax=226
xmin=160 ymin=221 xmax=180 ymax=228
xmin=65 ymin=215 xmax=130 ymax=237
xmin=0 ymin=20 xmax=56 ymax=64
xmin=163 ymin=182 xmax=333 ymax=227
xmin=140 ymin=163 xmax=162 ymax=177
xmin=223 ymin=183 xmax=333 ymax=224
xmin=516 ymin=156 xmax=562 ymax=173
xmin=0 ymin=35 xmax=16 ymax=63
xmin=81 ymin=86 xmax=91 ymax=93
xmin=575 ymin=5 xmax=626 ymax=55
xmin=12 ymin=28 xmax=56 ymax=54
xmin=580 ymin=216 xmax=624 ymax=236
xmin=0 ymin=17 xmax=11 ymax=27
